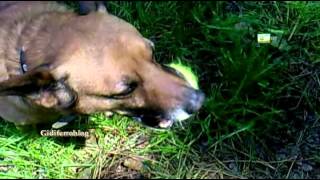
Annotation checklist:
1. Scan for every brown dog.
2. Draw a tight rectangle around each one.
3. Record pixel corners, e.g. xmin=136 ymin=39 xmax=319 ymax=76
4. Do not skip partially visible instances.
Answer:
xmin=0 ymin=1 xmax=205 ymax=129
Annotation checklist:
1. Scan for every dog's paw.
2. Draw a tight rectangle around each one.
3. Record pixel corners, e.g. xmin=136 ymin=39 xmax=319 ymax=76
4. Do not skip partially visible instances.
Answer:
xmin=51 ymin=115 xmax=78 ymax=129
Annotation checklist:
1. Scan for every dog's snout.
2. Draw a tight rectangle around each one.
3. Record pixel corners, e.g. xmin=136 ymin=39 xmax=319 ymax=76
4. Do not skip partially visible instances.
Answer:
xmin=184 ymin=89 xmax=205 ymax=114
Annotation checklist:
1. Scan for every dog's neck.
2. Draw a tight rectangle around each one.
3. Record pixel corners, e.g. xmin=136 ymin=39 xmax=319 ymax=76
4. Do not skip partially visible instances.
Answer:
xmin=0 ymin=2 xmax=70 ymax=82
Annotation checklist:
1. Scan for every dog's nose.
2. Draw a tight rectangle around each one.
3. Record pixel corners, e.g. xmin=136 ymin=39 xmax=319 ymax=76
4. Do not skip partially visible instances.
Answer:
xmin=184 ymin=89 xmax=205 ymax=114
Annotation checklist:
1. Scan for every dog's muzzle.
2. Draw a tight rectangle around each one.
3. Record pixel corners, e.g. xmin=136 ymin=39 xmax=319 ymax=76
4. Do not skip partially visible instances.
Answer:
xmin=132 ymin=89 xmax=205 ymax=129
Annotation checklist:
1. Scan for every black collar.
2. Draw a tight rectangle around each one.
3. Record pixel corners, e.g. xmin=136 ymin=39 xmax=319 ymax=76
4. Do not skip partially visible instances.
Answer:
xmin=19 ymin=47 xmax=28 ymax=74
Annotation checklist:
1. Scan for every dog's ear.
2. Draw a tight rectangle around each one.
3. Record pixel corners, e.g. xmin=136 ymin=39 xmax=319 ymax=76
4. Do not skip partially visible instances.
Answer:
xmin=0 ymin=67 xmax=77 ymax=110
xmin=0 ymin=67 xmax=54 ymax=96
xmin=78 ymin=1 xmax=108 ymax=15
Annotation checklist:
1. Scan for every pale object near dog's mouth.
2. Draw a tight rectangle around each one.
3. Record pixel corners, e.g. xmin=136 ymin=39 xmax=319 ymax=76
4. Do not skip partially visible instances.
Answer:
xmin=132 ymin=108 xmax=192 ymax=129
xmin=104 ymin=110 xmax=177 ymax=129
xmin=158 ymin=119 xmax=174 ymax=128
xmin=132 ymin=116 xmax=175 ymax=129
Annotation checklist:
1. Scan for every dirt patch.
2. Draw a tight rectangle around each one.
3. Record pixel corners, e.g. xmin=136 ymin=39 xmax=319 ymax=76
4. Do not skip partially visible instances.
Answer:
xmin=100 ymin=163 xmax=146 ymax=179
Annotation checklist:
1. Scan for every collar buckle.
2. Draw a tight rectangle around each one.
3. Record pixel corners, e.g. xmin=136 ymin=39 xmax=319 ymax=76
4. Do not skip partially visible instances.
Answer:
xmin=19 ymin=46 xmax=28 ymax=73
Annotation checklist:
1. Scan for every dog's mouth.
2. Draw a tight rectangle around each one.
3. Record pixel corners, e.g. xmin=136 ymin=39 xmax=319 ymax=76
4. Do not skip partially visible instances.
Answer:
xmin=128 ymin=108 xmax=192 ymax=129
xmin=132 ymin=115 xmax=175 ymax=129
xmin=111 ymin=107 xmax=193 ymax=129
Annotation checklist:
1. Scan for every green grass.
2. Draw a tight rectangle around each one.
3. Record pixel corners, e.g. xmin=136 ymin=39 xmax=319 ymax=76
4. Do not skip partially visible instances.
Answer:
xmin=1 ymin=1 xmax=320 ymax=179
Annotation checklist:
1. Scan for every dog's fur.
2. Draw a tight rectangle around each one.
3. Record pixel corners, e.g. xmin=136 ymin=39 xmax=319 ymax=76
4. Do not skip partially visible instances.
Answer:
xmin=0 ymin=1 xmax=204 ymax=129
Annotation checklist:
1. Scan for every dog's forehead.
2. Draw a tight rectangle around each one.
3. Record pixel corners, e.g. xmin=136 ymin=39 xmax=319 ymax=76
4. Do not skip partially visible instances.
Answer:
xmin=83 ymin=13 xmax=141 ymax=39
xmin=84 ymin=14 xmax=151 ymax=54
xmin=54 ymin=13 xmax=155 ymax=88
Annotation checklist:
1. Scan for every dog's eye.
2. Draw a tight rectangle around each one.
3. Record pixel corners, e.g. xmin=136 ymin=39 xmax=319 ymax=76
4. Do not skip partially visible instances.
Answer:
xmin=91 ymin=81 xmax=137 ymax=100
xmin=110 ymin=82 xmax=138 ymax=99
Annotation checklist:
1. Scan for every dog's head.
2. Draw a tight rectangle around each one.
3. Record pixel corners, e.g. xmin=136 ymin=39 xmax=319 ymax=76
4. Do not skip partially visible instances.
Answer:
xmin=0 ymin=10 xmax=204 ymax=129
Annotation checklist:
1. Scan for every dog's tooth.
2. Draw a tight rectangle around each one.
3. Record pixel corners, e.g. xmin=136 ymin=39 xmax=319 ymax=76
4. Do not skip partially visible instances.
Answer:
xmin=104 ymin=111 xmax=114 ymax=117
xmin=159 ymin=119 xmax=173 ymax=128
xmin=115 ymin=110 xmax=125 ymax=115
